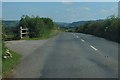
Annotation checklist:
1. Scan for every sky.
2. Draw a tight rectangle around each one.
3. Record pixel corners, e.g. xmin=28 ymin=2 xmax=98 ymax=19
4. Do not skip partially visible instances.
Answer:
xmin=2 ymin=0 xmax=120 ymax=2
xmin=0 ymin=2 xmax=1 ymax=19
xmin=2 ymin=2 xmax=118 ymax=23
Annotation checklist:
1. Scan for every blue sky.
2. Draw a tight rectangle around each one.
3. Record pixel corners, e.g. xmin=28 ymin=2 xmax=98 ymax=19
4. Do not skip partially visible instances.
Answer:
xmin=2 ymin=2 xmax=118 ymax=23
xmin=2 ymin=0 xmax=120 ymax=2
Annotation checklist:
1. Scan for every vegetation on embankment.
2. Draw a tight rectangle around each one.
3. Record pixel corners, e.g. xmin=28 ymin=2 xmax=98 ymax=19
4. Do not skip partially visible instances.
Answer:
xmin=75 ymin=15 xmax=120 ymax=43
xmin=19 ymin=15 xmax=59 ymax=38
xmin=2 ymin=15 xmax=60 ymax=77
xmin=2 ymin=44 xmax=21 ymax=78
xmin=3 ymin=26 xmax=18 ymax=41
xmin=3 ymin=15 xmax=60 ymax=40
xmin=2 ymin=20 xmax=21 ymax=77
xmin=0 ymin=20 xmax=2 ymax=77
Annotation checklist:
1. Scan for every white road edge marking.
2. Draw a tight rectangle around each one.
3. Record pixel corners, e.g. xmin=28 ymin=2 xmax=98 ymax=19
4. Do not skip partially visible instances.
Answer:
xmin=76 ymin=36 xmax=79 ymax=38
xmin=90 ymin=45 xmax=98 ymax=51
xmin=81 ymin=39 xmax=85 ymax=42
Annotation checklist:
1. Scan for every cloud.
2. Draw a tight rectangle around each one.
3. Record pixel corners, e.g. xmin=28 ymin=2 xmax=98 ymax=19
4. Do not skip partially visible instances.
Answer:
xmin=110 ymin=6 xmax=118 ymax=10
xmin=100 ymin=7 xmax=118 ymax=16
xmin=61 ymin=2 xmax=73 ymax=5
xmin=61 ymin=0 xmax=72 ymax=2
xmin=55 ymin=10 xmax=59 ymax=14
xmin=82 ymin=7 xmax=91 ymax=11
xmin=66 ymin=8 xmax=71 ymax=11
xmin=101 ymin=9 xmax=109 ymax=13
xmin=110 ymin=6 xmax=118 ymax=16
xmin=61 ymin=0 xmax=73 ymax=5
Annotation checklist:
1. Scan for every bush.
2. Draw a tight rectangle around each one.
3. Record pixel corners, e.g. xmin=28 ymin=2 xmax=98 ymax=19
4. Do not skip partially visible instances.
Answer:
xmin=19 ymin=15 xmax=56 ymax=38
xmin=75 ymin=15 xmax=119 ymax=43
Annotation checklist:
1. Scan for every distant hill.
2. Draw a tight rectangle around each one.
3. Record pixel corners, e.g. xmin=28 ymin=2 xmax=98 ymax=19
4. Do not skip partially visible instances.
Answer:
xmin=55 ymin=21 xmax=89 ymax=28
xmin=2 ymin=20 xmax=19 ymax=27
xmin=3 ymin=19 xmax=104 ymax=28
xmin=55 ymin=22 xmax=69 ymax=28
xmin=55 ymin=19 xmax=104 ymax=28
xmin=68 ymin=21 xmax=88 ymax=27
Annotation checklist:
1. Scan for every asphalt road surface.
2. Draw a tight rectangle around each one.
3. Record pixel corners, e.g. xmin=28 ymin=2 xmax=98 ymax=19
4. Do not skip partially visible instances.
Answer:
xmin=6 ymin=32 xmax=118 ymax=78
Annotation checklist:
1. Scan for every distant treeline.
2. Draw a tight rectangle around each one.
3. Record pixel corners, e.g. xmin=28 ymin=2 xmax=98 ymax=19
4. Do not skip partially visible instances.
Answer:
xmin=2 ymin=20 xmax=19 ymax=27
xmin=75 ymin=15 xmax=120 ymax=43
xmin=2 ymin=20 xmax=19 ymax=40
xmin=3 ymin=27 xmax=18 ymax=40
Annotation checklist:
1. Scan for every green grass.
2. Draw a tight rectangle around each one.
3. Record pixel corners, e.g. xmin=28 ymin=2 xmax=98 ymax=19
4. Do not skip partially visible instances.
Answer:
xmin=2 ymin=48 xmax=21 ymax=77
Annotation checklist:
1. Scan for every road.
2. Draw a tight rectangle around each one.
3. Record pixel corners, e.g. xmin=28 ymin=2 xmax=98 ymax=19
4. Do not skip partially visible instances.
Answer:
xmin=6 ymin=32 xmax=118 ymax=78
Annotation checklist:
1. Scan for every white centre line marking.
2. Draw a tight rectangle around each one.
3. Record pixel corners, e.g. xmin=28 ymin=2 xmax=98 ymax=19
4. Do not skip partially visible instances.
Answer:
xmin=90 ymin=45 xmax=98 ymax=51
xmin=76 ymin=36 xmax=79 ymax=38
xmin=81 ymin=39 xmax=85 ymax=42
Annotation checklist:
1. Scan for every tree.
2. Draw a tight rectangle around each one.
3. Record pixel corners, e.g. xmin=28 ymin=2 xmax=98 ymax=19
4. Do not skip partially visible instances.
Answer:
xmin=75 ymin=15 xmax=120 ymax=43
xmin=18 ymin=15 xmax=56 ymax=38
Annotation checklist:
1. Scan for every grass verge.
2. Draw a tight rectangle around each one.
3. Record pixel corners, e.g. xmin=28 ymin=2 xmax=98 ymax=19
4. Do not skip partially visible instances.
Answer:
xmin=2 ymin=48 xmax=21 ymax=78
